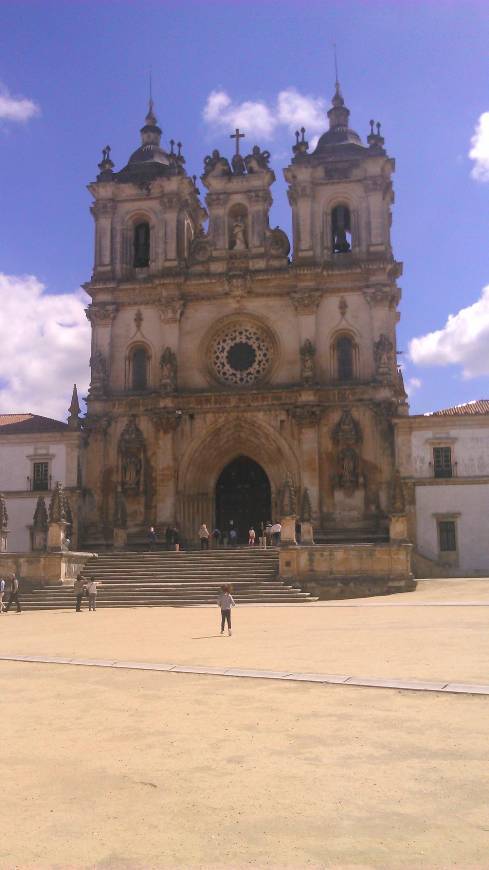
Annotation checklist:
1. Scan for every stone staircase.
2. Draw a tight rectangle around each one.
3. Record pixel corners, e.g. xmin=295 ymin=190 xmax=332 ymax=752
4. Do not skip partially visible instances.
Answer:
xmin=20 ymin=548 xmax=318 ymax=609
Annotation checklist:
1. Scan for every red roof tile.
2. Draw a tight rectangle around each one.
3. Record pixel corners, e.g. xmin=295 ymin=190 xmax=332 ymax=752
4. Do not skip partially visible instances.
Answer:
xmin=428 ymin=400 xmax=489 ymax=417
xmin=0 ymin=413 xmax=68 ymax=433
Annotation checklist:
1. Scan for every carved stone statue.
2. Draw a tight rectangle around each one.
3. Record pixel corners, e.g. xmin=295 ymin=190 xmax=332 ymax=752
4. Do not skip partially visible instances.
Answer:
xmin=300 ymin=339 xmax=316 ymax=385
xmin=245 ymin=145 xmax=271 ymax=172
xmin=230 ymin=216 xmax=247 ymax=251
xmin=89 ymin=349 xmax=107 ymax=397
xmin=332 ymin=409 xmax=362 ymax=448
xmin=332 ymin=410 xmax=363 ymax=495
xmin=339 ymin=447 xmax=358 ymax=490
xmin=159 ymin=347 xmax=177 ymax=394
xmin=374 ymin=334 xmax=394 ymax=381
xmin=118 ymin=417 xmax=145 ymax=495
xmin=203 ymin=149 xmax=231 ymax=177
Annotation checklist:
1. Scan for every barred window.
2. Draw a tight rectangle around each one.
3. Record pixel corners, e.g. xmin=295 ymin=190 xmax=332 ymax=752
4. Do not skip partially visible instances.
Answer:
xmin=33 ymin=462 xmax=49 ymax=491
xmin=433 ymin=446 xmax=452 ymax=479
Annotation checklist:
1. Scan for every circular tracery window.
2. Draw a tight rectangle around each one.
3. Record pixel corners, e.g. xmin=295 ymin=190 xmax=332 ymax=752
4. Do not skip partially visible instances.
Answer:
xmin=211 ymin=323 xmax=273 ymax=386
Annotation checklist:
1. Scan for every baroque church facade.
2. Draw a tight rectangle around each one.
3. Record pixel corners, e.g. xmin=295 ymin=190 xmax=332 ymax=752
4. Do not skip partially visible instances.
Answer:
xmin=81 ymin=82 xmax=407 ymax=546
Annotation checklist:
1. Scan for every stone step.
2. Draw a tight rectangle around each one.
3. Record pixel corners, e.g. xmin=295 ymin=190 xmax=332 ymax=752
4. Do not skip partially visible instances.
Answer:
xmin=21 ymin=547 xmax=318 ymax=609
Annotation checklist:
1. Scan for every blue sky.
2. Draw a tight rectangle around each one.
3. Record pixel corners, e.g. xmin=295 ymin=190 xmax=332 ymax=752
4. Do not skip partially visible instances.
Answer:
xmin=1 ymin=0 xmax=489 ymax=418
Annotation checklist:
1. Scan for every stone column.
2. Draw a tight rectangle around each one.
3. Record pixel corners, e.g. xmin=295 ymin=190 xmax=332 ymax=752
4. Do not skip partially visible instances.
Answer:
xmin=151 ymin=410 xmax=182 ymax=526
xmin=289 ymin=406 xmax=322 ymax=523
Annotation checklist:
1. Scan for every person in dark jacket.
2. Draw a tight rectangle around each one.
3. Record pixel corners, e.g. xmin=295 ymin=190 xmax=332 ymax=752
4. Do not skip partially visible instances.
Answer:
xmin=5 ymin=573 xmax=21 ymax=613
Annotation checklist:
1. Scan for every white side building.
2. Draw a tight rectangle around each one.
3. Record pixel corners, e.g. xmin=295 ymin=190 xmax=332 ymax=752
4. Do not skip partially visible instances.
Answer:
xmin=395 ymin=400 xmax=489 ymax=576
xmin=0 ymin=396 xmax=82 ymax=552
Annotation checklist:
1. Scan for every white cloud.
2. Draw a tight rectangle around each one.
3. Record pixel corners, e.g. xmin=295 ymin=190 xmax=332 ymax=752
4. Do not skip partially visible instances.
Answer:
xmin=0 ymin=274 xmax=90 ymax=420
xmin=405 ymin=376 xmax=422 ymax=397
xmin=202 ymin=87 xmax=327 ymax=142
xmin=409 ymin=284 xmax=489 ymax=378
xmin=469 ymin=113 xmax=489 ymax=181
xmin=203 ymin=89 xmax=276 ymax=139
xmin=0 ymin=84 xmax=40 ymax=123
xmin=276 ymin=88 xmax=326 ymax=134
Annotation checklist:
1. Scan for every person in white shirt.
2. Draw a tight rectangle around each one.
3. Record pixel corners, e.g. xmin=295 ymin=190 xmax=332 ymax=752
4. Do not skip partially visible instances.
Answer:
xmin=271 ymin=522 xmax=282 ymax=546
xmin=199 ymin=523 xmax=210 ymax=550
xmin=0 ymin=576 xmax=5 ymax=613
xmin=248 ymin=527 xmax=256 ymax=546
xmin=217 ymin=585 xmax=236 ymax=636
xmin=87 ymin=577 xmax=98 ymax=612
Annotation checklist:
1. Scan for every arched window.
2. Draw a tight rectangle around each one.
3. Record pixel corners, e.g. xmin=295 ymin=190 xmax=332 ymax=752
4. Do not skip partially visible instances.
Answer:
xmin=336 ymin=336 xmax=354 ymax=381
xmin=131 ymin=347 xmax=149 ymax=391
xmin=133 ymin=222 xmax=150 ymax=268
xmin=331 ymin=205 xmax=352 ymax=253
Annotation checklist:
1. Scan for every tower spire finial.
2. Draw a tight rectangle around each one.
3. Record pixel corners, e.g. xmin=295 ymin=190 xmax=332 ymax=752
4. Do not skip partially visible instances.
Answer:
xmin=333 ymin=42 xmax=339 ymax=87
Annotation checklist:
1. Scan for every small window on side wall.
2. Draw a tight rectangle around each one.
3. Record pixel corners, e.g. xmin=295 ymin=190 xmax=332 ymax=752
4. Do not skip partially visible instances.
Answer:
xmin=336 ymin=336 xmax=354 ymax=381
xmin=132 ymin=348 xmax=148 ymax=391
xmin=332 ymin=205 xmax=351 ymax=253
xmin=133 ymin=222 xmax=150 ymax=268
xmin=439 ymin=520 xmax=457 ymax=552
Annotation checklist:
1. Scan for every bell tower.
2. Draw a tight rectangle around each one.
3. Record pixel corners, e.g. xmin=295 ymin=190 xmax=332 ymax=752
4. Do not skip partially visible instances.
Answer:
xmin=284 ymin=81 xmax=395 ymax=263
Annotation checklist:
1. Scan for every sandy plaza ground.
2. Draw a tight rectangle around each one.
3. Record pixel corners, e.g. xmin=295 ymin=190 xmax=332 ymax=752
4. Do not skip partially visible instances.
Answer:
xmin=1 ymin=578 xmax=489 ymax=868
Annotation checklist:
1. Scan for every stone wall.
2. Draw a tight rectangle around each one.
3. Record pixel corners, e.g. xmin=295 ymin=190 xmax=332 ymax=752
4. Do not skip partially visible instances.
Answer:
xmin=280 ymin=543 xmax=414 ymax=599
xmin=0 ymin=551 xmax=97 ymax=587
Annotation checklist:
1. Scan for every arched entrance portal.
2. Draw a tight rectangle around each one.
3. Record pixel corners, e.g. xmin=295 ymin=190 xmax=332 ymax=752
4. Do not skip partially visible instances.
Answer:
xmin=215 ymin=456 xmax=271 ymax=543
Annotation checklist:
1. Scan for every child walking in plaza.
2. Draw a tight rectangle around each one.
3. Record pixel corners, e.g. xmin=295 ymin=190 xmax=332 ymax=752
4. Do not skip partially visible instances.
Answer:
xmin=217 ymin=584 xmax=236 ymax=636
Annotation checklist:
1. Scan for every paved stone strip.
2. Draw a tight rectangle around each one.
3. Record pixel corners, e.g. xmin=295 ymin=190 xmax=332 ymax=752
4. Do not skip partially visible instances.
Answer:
xmin=0 ymin=653 xmax=488 ymax=696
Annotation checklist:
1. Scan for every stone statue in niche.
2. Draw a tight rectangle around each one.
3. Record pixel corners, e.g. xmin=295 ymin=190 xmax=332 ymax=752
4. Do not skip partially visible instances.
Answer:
xmin=374 ymin=334 xmax=394 ymax=382
xmin=89 ymin=350 xmax=107 ymax=396
xmin=159 ymin=347 xmax=177 ymax=394
xmin=230 ymin=216 xmax=247 ymax=251
xmin=338 ymin=447 xmax=359 ymax=493
xmin=119 ymin=417 xmax=145 ymax=495
xmin=332 ymin=409 xmax=363 ymax=495
xmin=300 ymin=339 xmax=316 ymax=385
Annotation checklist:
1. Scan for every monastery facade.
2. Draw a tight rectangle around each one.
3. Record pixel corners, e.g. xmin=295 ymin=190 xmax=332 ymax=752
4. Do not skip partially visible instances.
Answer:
xmin=81 ymin=83 xmax=407 ymax=547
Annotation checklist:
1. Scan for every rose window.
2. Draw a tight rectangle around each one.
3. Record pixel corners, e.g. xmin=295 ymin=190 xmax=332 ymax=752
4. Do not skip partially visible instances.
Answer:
xmin=211 ymin=323 xmax=273 ymax=385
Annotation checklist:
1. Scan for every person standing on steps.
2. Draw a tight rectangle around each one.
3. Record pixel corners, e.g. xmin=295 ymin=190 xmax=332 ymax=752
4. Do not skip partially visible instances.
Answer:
xmin=5 ymin=573 xmax=22 ymax=613
xmin=0 ymin=575 xmax=5 ymax=613
xmin=73 ymin=574 xmax=85 ymax=612
xmin=217 ymin=584 xmax=236 ymax=636
xmin=199 ymin=523 xmax=210 ymax=550
xmin=248 ymin=526 xmax=256 ymax=546
xmin=87 ymin=576 xmax=98 ymax=612
xmin=211 ymin=527 xmax=221 ymax=548
xmin=148 ymin=526 xmax=157 ymax=550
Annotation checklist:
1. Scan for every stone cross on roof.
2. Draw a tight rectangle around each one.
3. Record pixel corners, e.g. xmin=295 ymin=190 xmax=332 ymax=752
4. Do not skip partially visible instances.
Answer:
xmin=230 ymin=128 xmax=245 ymax=156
